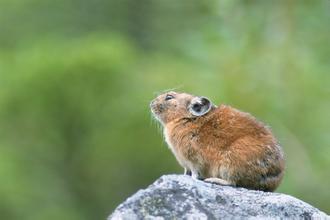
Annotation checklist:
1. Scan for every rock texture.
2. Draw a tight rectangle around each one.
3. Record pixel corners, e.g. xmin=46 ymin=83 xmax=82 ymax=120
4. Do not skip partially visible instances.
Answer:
xmin=109 ymin=175 xmax=329 ymax=220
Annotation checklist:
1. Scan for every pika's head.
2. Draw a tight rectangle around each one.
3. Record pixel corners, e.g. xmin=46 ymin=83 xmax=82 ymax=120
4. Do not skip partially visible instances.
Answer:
xmin=150 ymin=91 xmax=215 ymax=125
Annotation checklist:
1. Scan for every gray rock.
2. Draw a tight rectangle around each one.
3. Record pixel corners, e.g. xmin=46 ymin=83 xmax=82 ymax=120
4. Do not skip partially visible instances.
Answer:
xmin=109 ymin=175 xmax=329 ymax=220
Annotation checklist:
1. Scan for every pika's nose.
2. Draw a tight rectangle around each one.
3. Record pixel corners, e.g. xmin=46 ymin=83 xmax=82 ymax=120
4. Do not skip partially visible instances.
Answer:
xmin=149 ymin=99 xmax=156 ymax=108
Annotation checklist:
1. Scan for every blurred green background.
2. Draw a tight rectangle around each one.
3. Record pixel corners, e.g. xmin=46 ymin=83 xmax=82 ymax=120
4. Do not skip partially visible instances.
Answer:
xmin=0 ymin=0 xmax=329 ymax=219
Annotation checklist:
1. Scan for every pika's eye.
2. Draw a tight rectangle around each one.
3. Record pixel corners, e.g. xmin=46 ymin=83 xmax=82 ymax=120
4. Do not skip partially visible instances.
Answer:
xmin=165 ymin=94 xmax=174 ymax=101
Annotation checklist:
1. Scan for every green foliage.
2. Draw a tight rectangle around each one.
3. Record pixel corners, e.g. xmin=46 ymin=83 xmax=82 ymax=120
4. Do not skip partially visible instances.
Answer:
xmin=0 ymin=1 xmax=329 ymax=219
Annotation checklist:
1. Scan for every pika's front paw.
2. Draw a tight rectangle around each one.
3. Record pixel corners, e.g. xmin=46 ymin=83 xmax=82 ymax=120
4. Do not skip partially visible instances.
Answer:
xmin=184 ymin=168 xmax=192 ymax=176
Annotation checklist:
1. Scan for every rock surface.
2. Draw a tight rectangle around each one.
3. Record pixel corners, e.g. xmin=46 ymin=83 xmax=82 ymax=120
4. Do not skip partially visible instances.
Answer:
xmin=109 ymin=175 xmax=329 ymax=220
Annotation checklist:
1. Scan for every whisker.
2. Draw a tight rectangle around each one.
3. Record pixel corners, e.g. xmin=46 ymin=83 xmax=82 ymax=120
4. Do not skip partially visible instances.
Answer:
xmin=149 ymin=112 xmax=164 ymax=135
xmin=153 ymin=85 xmax=184 ymax=96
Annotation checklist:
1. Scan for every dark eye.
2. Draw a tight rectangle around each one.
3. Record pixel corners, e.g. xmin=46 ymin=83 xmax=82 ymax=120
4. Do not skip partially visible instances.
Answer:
xmin=165 ymin=94 xmax=174 ymax=101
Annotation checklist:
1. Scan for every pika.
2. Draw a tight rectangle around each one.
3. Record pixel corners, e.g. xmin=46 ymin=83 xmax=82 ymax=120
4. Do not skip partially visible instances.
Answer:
xmin=150 ymin=91 xmax=285 ymax=192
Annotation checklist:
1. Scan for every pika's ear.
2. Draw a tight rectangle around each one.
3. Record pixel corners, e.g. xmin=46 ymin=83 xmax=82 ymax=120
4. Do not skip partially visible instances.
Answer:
xmin=189 ymin=96 xmax=213 ymax=116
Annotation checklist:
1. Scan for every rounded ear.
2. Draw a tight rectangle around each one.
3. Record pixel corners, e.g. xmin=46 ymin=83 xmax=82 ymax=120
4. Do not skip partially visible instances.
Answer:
xmin=189 ymin=96 xmax=213 ymax=116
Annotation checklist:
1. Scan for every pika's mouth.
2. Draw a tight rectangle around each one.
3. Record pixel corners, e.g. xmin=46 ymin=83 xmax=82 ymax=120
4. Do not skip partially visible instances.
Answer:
xmin=150 ymin=103 xmax=163 ymax=115
xmin=150 ymin=110 xmax=160 ymax=125
xmin=150 ymin=107 xmax=158 ymax=116
xmin=150 ymin=101 xmax=166 ymax=124
xmin=150 ymin=100 xmax=158 ymax=114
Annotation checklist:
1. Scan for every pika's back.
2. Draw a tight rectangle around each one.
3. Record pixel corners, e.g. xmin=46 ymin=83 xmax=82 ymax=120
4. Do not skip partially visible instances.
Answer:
xmin=198 ymin=105 xmax=276 ymax=146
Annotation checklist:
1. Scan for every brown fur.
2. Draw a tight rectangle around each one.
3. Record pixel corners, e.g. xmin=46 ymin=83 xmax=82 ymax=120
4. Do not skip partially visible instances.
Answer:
xmin=150 ymin=91 xmax=285 ymax=192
